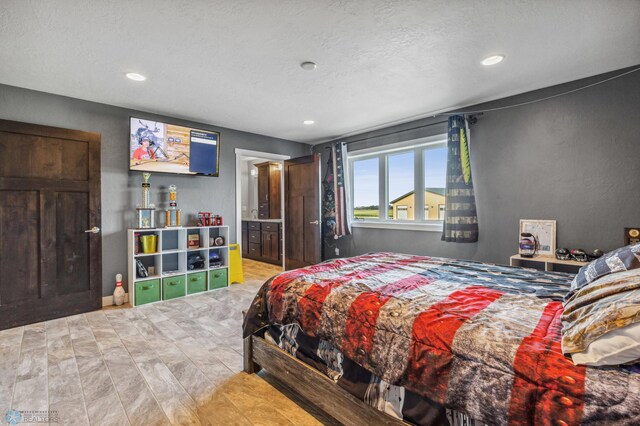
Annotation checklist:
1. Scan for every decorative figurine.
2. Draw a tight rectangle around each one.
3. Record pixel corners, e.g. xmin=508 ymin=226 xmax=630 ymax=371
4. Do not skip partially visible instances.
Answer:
xmin=165 ymin=184 xmax=181 ymax=227
xmin=136 ymin=172 xmax=156 ymax=228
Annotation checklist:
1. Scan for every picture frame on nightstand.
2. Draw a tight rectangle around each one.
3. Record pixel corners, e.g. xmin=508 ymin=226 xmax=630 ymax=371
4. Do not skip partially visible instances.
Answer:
xmin=519 ymin=219 xmax=556 ymax=256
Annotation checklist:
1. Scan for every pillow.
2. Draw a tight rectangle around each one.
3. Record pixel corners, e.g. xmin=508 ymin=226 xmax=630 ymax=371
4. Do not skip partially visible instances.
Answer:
xmin=570 ymin=321 xmax=640 ymax=366
xmin=561 ymin=268 xmax=640 ymax=358
xmin=566 ymin=242 xmax=640 ymax=301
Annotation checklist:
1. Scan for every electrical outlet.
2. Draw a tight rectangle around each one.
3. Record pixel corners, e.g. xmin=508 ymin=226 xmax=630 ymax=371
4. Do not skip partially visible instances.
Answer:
xmin=335 ymin=247 xmax=340 ymax=256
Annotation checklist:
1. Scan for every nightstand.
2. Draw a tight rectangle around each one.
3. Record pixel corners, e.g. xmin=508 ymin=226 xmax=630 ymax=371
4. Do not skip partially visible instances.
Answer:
xmin=510 ymin=254 xmax=586 ymax=272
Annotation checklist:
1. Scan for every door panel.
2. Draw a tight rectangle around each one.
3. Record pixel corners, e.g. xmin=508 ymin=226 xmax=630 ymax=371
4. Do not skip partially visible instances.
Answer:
xmin=284 ymin=154 xmax=321 ymax=270
xmin=0 ymin=190 xmax=40 ymax=305
xmin=0 ymin=119 xmax=101 ymax=330
xmin=56 ymin=192 xmax=90 ymax=296
xmin=0 ymin=134 xmax=89 ymax=181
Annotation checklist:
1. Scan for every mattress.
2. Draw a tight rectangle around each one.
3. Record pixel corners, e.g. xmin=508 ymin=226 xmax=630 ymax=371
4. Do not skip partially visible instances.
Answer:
xmin=243 ymin=252 xmax=640 ymax=425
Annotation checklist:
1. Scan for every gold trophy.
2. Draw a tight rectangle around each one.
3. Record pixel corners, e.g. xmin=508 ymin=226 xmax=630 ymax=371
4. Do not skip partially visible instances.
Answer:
xmin=165 ymin=184 xmax=181 ymax=227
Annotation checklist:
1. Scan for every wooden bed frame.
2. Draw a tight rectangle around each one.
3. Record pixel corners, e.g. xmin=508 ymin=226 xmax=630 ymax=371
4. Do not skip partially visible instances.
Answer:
xmin=243 ymin=332 xmax=406 ymax=425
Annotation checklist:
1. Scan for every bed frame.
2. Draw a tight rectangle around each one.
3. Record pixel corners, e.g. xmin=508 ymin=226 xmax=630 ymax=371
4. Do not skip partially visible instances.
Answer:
xmin=243 ymin=332 xmax=406 ymax=425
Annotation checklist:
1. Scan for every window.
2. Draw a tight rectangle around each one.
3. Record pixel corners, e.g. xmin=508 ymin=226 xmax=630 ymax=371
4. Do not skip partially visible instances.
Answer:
xmin=352 ymin=157 xmax=379 ymax=219
xmin=348 ymin=135 xmax=447 ymax=230
xmin=388 ymin=151 xmax=414 ymax=220
xmin=423 ymin=145 xmax=447 ymax=220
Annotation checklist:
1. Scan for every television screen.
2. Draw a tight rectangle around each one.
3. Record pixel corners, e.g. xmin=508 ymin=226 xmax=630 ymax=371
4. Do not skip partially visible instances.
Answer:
xmin=129 ymin=117 xmax=220 ymax=176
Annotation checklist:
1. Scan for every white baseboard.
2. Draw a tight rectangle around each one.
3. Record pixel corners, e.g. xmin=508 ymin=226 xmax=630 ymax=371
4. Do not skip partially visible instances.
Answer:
xmin=102 ymin=293 xmax=130 ymax=307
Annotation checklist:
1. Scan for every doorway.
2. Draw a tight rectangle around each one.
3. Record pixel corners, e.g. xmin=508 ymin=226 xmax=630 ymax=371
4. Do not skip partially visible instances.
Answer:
xmin=235 ymin=149 xmax=289 ymax=273
xmin=0 ymin=119 xmax=102 ymax=330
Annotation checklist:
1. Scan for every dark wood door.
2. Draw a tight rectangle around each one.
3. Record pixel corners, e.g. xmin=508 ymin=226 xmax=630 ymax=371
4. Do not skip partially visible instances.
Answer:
xmin=0 ymin=119 xmax=101 ymax=330
xmin=268 ymin=163 xmax=281 ymax=219
xmin=241 ymin=222 xmax=249 ymax=257
xmin=261 ymin=231 xmax=279 ymax=262
xmin=284 ymin=154 xmax=321 ymax=270
xmin=257 ymin=163 xmax=269 ymax=219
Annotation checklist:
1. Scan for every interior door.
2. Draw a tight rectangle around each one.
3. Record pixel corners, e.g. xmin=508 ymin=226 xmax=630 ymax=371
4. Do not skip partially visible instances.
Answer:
xmin=284 ymin=154 xmax=321 ymax=270
xmin=0 ymin=119 xmax=101 ymax=330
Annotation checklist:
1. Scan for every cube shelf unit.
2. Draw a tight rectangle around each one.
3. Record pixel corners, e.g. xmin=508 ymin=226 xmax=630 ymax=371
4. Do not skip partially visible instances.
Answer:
xmin=127 ymin=226 xmax=230 ymax=307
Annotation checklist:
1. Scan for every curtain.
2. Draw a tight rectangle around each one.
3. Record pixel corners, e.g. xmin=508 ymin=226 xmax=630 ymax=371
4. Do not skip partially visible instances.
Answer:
xmin=441 ymin=115 xmax=479 ymax=243
xmin=322 ymin=142 xmax=351 ymax=240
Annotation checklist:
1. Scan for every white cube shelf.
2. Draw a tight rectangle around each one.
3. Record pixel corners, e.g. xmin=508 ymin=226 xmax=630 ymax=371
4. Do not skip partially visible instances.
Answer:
xmin=127 ymin=225 xmax=230 ymax=306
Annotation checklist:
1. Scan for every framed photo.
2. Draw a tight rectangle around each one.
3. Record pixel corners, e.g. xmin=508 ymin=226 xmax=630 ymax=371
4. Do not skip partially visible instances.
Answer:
xmin=519 ymin=219 xmax=556 ymax=256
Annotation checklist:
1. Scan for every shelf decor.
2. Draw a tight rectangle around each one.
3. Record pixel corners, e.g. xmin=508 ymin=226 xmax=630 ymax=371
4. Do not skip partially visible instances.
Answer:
xmin=165 ymin=184 xmax=181 ymax=227
xmin=136 ymin=172 xmax=156 ymax=228
xmin=519 ymin=219 xmax=556 ymax=256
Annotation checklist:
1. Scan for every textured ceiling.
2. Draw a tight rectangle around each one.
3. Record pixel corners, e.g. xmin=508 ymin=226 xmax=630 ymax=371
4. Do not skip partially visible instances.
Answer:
xmin=1 ymin=1 xmax=639 ymax=144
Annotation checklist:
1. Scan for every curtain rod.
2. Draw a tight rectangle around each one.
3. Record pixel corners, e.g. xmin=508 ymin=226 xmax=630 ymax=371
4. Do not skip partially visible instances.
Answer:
xmin=330 ymin=119 xmax=448 ymax=146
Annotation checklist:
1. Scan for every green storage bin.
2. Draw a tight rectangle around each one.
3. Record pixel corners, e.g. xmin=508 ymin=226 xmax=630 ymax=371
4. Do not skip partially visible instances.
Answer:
xmin=163 ymin=275 xmax=186 ymax=300
xmin=209 ymin=268 xmax=228 ymax=290
xmin=135 ymin=279 xmax=161 ymax=306
xmin=187 ymin=271 xmax=207 ymax=294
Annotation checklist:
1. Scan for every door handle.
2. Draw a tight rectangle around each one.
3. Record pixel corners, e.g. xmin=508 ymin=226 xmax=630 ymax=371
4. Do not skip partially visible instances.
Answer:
xmin=309 ymin=220 xmax=319 ymax=225
xmin=84 ymin=226 xmax=100 ymax=234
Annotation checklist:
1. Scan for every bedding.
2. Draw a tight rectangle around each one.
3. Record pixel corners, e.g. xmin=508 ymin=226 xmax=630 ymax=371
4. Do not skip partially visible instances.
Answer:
xmin=243 ymin=252 xmax=640 ymax=425
xmin=570 ymin=322 xmax=640 ymax=366
xmin=561 ymin=268 xmax=640 ymax=365
xmin=568 ymin=242 xmax=640 ymax=300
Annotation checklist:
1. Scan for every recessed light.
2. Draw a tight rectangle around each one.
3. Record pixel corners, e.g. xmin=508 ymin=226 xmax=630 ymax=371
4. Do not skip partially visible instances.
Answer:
xmin=303 ymin=120 xmax=315 ymax=125
xmin=300 ymin=61 xmax=317 ymax=71
xmin=126 ymin=72 xmax=146 ymax=81
xmin=481 ymin=55 xmax=505 ymax=66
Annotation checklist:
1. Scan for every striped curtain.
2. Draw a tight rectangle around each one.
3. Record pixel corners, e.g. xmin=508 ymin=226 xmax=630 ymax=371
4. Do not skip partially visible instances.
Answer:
xmin=441 ymin=115 xmax=479 ymax=243
xmin=322 ymin=142 xmax=351 ymax=239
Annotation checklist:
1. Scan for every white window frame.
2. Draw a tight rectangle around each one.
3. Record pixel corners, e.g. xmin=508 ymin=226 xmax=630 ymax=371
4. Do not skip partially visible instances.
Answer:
xmin=347 ymin=135 xmax=447 ymax=232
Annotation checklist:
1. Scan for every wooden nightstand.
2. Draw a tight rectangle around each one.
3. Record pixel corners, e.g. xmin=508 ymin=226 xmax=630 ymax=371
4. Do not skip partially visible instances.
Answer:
xmin=510 ymin=254 xmax=586 ymax=272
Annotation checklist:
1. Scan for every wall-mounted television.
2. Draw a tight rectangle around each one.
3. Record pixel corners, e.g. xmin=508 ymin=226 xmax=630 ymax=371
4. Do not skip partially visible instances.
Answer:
xmin=129 ymin=117 xmax=220 ymax=176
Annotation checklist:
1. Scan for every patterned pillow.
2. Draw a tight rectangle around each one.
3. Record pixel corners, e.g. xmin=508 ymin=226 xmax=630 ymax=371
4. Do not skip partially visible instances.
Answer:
xmin=567 ymin=242 xmax=640 ymax=300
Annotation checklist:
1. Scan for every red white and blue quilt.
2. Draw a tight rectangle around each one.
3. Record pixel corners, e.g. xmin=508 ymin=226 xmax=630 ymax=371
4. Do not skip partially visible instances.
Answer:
xmin=243 ymin=253 xmax=640 ymax=425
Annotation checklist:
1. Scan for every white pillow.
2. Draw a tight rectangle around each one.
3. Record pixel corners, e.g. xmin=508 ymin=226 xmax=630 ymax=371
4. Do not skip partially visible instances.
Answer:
xmin=571 ymin=321 xmax=640 ymax=366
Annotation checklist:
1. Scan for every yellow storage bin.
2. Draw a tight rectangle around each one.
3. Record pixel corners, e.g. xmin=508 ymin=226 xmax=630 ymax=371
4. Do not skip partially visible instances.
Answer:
xmin=140 ymin=234 xmax=158 ymax=253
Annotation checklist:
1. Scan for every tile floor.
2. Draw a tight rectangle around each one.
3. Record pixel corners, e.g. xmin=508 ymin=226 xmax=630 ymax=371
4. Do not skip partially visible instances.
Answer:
xmin=0 ymin=260 xmax=338 ymax=425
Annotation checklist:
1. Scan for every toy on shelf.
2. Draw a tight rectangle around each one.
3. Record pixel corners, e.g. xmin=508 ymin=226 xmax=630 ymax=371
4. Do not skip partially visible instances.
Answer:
xmin=165 ymin=184 xmax=181 ymax=227
xmin=197 ymin=211 xmax=221 ymax=226
xmin=188 ymin=233 xmax=200 ymax=248
xmin=136 ymin=172 xmax=156 ymax=228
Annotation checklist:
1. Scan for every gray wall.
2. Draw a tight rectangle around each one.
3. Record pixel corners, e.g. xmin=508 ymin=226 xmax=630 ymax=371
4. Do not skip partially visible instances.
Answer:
xmin=315 ymin=66 xmax=640 ymax=266
xmin=0 ymin=84 xmax=311 ymax=296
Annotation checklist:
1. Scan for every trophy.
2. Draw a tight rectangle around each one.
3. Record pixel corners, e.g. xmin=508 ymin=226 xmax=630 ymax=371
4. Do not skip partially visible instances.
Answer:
xmin=165 ymin=184 xmax=181 ymax=227
xmin=136 ymin=172 xmax=156 ymax=228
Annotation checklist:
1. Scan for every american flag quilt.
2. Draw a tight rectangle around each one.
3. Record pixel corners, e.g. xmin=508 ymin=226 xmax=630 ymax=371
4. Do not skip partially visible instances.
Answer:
xmin=243 ymin=253 xmax=640 ymax=425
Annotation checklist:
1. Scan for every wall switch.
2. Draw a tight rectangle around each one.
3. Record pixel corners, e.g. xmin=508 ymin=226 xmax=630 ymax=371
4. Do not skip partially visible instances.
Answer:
xmin=335 ymin=247 xmax=340 ymax=256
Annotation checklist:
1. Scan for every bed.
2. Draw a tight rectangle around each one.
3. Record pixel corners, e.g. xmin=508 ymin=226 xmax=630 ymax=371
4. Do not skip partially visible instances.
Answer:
xmin=242 ymin=252 xmax=640 ymax=425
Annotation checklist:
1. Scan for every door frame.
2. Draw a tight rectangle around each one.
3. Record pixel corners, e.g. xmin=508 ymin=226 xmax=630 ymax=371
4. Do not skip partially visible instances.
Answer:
xmin=235 ymin=149 xmax=290 ymax=268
